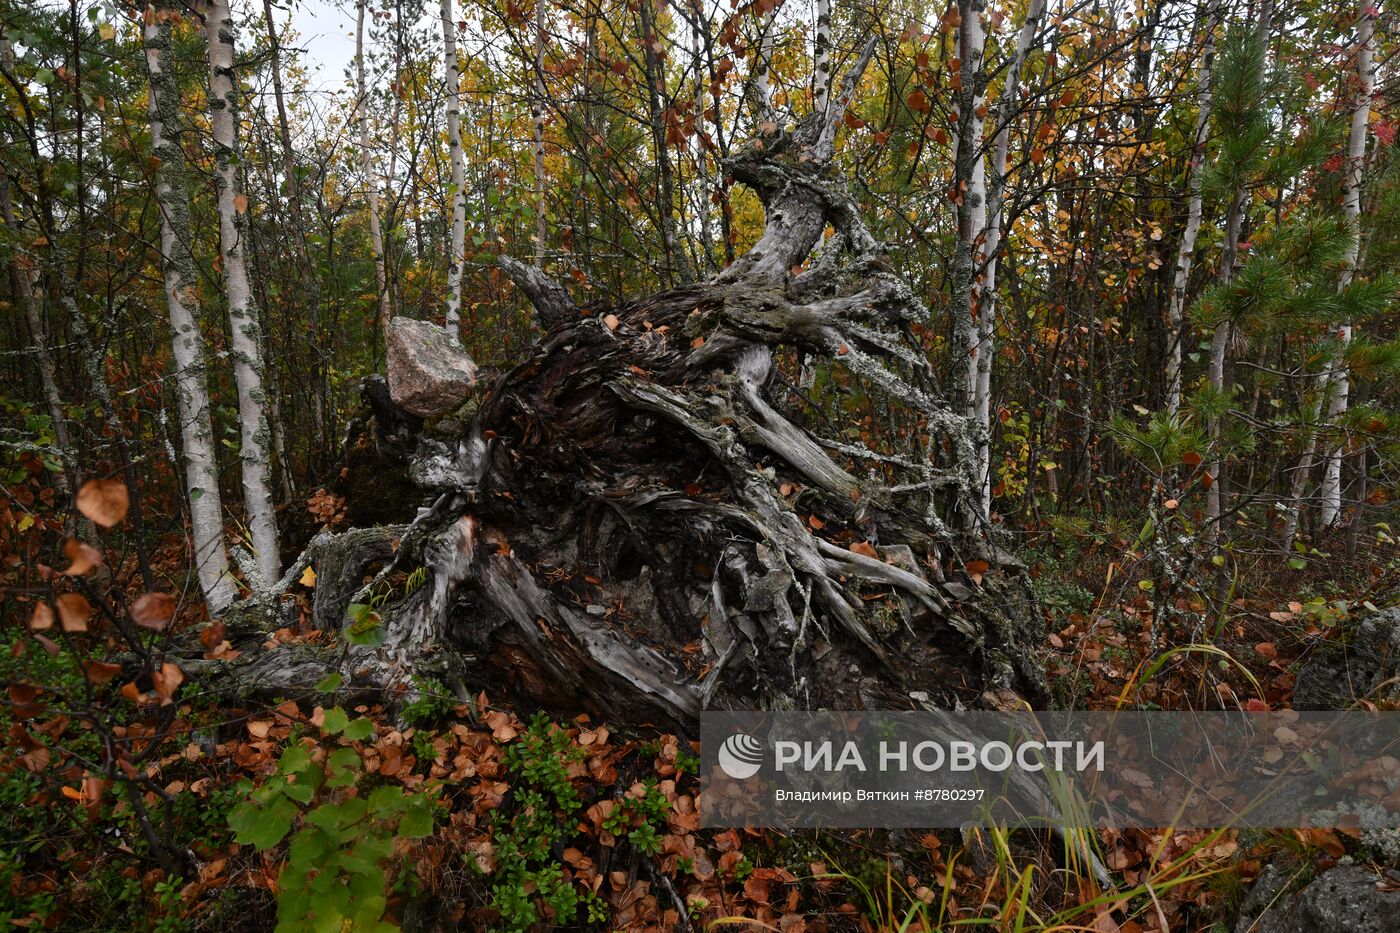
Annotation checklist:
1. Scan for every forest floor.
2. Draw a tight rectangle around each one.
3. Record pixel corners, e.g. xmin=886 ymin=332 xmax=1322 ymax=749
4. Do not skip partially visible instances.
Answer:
xmin=3 ymin=513 xmax=1398 ymax=932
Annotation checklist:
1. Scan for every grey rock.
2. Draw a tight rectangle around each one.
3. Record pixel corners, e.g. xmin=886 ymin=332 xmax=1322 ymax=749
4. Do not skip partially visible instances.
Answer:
xmin=1236 ymin=864 xmax=1400 ymax=933
xmin=1293 ymin=608 xmax=1400 ymax=710
xmin=1234 ymin=864 xmax=1292 ymax=933
xmin=385 ymin=317 xmax=478 ymax=418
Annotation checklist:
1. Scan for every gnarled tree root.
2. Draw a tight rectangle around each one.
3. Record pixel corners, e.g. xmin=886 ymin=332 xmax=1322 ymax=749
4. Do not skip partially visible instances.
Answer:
xmin=183 ymin=51 xmax=1046 ymax=728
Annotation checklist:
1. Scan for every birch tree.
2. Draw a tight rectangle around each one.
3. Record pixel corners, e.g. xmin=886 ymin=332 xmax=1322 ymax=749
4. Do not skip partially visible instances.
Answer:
xmin=205 ymin=0 xmax=282 ymax=585
xmin=1165 ymin=0 xmax=1222 ymax=416
xmin=694 ymin=13 xmax=714 ymax=267
xmin=356 ymin=0 xmax=392 ymax=328
xmin=753 ymin=1 xmax=777 ymax=118
xmin=812 ymin=0 xmax=831 ymax=118
xmin=1318 ymin=2 xmax=1375 ymax=527
xmin=441 ymin=0 xmax=468 ymax=337
xmin=949 ymin=0 xmax=988 ymax=518
xmin=971 ymin=0 xmax=1046 ymax=515
xmin=144 ymin=0 xmax=236 ymax=612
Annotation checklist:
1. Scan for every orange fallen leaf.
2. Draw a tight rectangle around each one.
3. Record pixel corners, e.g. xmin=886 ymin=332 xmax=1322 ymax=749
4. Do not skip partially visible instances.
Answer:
xmin=62 ymin=538 xmax=103 ymax=576
xmin=76 ymin=479 xmax=129 ymax=527
xmin=151 ymin=663 xmax=183 ymax=705
xmin=56 ymin=593 xmax=94 ymax=632
xmin=30 ymin=603 xmax=54 ymax=631
xmin=81 ymin=659 xmax=123 ymax=684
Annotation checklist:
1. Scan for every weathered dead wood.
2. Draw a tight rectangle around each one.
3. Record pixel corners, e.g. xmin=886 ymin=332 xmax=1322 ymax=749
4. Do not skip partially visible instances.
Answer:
xmin=185 ymin=47 xmax=1043 ymax=725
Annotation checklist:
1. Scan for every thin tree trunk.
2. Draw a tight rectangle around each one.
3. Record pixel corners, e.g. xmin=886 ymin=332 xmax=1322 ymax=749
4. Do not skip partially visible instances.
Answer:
xmin=1317 ymin=1 xmax=1374 ymax=528
xmin=1204 ymin=184 xmax=1242 ymax=550
xmin=1207 ymin=3 xmax=1271 ymax=554
xmin=258 ymin=0 xmax=305 ymax=500
xmin=441 ymin=0 xmax=468 ymax=338
xmin=355 ymin=0 xmax=392 ymax=330
xmin=753 ymin=3 xmax=777 ymax=119
xmin=143 ymin=0 xmax=236 ymax=612
xmin=974 ymin=0 xmax=1045 ymax=516
xmin=813 ymin=0 xmax=831 ymax=118
xmin=951 ymin=0 xmax=987 ymax=467
xmin=260 ymin=0 xmax=312 ymax=288
xmin=694 ymin=15 xmax=713 ymax=269
xmin=3 ymin=31 xmax=149 ymax=577
xmin=1165 ymin=0 xmax=1222 ymax=416
xmin=205 ymin=0 xmax=282 ymax=586
xmin=638 ymin=0 xmax=679 ymax=283
xmin=532 ymin=0 xmax=547 ymax=267
xmin=0 ymin=168 xmax=73 ymax=499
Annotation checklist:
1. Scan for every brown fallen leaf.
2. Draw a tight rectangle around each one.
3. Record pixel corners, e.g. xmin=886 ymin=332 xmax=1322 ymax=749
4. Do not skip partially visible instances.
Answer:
xmin=56 ymin=593 xmax=94 ymax=632
xmin=81 ymin=659 xmax=123 ymax=684
xmin=62 ymin=539 xmax=103 ymax=576
xmin=76 ymin=479 xmax=129 ymax=527
xmin=151 ymin=663 xmax=183 ymax=705
xmin=29 ymin=603 xmax=55 ymax=631
xmin=131 ymin=592 xmax=176 ymax=631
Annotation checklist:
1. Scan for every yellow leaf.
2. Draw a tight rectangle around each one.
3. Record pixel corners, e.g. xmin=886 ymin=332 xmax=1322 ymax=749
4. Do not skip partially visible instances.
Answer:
xmin=99 ymin=23 xmax=116 ymax=40
xmin=233 ymin=194 xmax=249 ymax=213
xmin=300 ymin=566 xmax=317 ymax=588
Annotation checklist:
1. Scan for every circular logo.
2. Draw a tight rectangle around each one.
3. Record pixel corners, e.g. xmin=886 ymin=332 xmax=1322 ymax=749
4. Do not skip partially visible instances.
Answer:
xmin=717 ymin=733 xmax=764 ymax=779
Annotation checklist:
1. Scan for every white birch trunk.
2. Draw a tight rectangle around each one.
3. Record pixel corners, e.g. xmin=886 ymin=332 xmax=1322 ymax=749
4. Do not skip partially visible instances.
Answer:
xmin=754 ymin=5 xmax=777 ymax=118
xmin=1318 ymin=3 xmax=1374 ymax=528
xmin=440 ymin=0 xmax=468 ymax=338
xmin=951 ymin=0 xmax=988 ymax=514
xmin=144 ymin=1 xmax=236 ymax=613
xmin=974 ymin=0 xmax=1044 ymax=516
xmin=355 ymin=0 xmax=392 ymax=328
xmin=1165 ymin=0 xmax=1222 ymax=416
xmin=695 ymin=16 xmax=713 ymax=267
xmin=813 ymin=0 xmax=831 ymax=118
xmin=204 ymin=0 xmax=282 ymax=586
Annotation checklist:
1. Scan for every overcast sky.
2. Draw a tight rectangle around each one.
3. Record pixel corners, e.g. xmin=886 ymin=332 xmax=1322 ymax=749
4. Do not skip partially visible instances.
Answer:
xmin=278 ymin=0 xmax=357 ymax=92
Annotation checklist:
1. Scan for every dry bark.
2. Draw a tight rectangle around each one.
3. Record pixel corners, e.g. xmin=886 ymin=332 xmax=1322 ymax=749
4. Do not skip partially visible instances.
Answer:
xmin=188 ymin=58 xmax=1045 ymax=725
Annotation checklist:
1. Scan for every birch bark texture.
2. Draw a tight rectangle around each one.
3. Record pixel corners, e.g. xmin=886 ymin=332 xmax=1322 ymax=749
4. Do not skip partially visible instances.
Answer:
xmin=753 ymin=1 xmax=778 ymax=118
xmin=972 ymin=0 xmax=1046 ymax=516
xmin=143 ymin=0 xmax=236 ymax=613
xmin=355 ymin=0 xmax=392 ymax=329
xmin=813 ymin=0 xmax=831 ymax=118
xmin=950 ymin=0 xmax=988 ymax=515
xmin=204 ymin=0 xmax=282 ymax=585
xmin=440 ymin=0 xmax=468 ymax=338
xmin=1318 ymin=2 xmax=1375 ymax=528
xmin=1165 ymin=0 xmax=1222 ymax=417
xmin=694 ymin=14 xmax=714 ymax=267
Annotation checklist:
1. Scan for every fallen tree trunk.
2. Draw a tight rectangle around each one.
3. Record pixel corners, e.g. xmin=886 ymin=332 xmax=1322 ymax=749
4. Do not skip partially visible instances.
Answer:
xmin=187 ymin=50 xmax=1045 ymax=724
